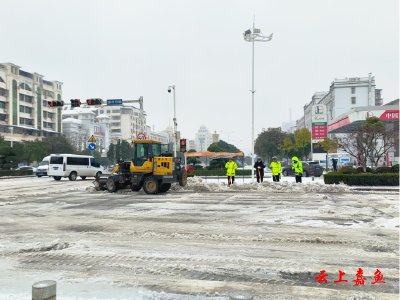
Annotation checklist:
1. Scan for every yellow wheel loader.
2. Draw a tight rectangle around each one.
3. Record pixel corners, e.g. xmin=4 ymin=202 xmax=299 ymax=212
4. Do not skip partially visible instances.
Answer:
xmin=94 ymin=140 xmax=187 ymax=194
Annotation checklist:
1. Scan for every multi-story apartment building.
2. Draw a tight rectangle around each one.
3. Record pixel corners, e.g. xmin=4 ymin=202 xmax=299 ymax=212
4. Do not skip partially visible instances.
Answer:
xmin=188 ymin=139 xmax=196 ymax=151
xmin=0 ymin=63 xmax=63 ymax=143
xmin=62 ymin=106 xmax=110 ymax=151
xmin=146 ymin=125 xmax=173 ymax=144
xmin=296 ymin=74 xmax=382 ymax=131
xmin=98 ymin=104 xmax=146 ymax=142
xmin=320 ymin=74 xmax=380 ymax=121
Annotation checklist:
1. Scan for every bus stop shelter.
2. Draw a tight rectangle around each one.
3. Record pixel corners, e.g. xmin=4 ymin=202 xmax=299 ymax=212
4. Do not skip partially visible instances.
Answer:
xmin=186 ymin=151 xmax=245 ymax=182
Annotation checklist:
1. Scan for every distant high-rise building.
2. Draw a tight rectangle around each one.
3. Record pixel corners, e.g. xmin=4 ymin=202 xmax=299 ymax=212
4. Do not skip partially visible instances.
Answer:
xmin=188 ymin=139 xmax=196 ymax=151
xmin=195 ymin=125 xmax=212 ymax=152
xmin=281 ymin=121 xmax=296 ymax=133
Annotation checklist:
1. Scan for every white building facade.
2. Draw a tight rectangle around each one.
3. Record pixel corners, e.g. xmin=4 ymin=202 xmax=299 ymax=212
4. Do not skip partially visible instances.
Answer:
xmin=320 ymin=74 xmax=380 ymax=122
xmin=62 ymin=106 xmax=111 ymax=151
xmin=0 ymin=62 xmax=63 ymax=143
xmin=296 ymin=75 xmax=382 ymax=132
xmin=195 ymin=125 xmax=213 ymax=152
xmin=98 ymin=104 xmax=146 ymax=142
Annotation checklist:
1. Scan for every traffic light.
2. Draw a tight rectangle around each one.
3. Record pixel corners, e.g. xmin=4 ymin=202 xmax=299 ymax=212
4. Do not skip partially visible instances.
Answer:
xmin=70 ymin=99 xmax=81 ymax=107
xmin=180 ymin=139 xmax=187 ymax=153
xmin=86 ymin=98 xmax=103 ymax=105
xmin=48 ymin=100 xmax=64 ymax=107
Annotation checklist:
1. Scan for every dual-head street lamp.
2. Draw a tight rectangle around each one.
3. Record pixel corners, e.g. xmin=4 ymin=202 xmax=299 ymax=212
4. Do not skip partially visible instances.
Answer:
xmin=243 ymin=18 xmax=273 ymax=181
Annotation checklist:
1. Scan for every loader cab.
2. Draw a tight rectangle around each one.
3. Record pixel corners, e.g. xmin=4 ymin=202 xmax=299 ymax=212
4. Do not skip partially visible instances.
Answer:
xmin=132 ymin=140 xmax=169 ymax=166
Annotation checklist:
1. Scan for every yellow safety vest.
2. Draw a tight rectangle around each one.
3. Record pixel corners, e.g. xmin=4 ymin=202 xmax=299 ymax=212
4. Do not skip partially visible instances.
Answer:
xmin=269 ymin=161 xmax=282 ymax=175
xmin=225 ymin=161 xmax=238 ymax=176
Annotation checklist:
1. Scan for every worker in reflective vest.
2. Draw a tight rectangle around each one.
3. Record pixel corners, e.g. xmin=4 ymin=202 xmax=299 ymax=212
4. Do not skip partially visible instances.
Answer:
xmin=269 ymin=156 xmax=282 ymax=182
xmin=225 ymin=158 xmax=238 ymax=187
xmin=292 ymin=156 xmax=303 ymax=183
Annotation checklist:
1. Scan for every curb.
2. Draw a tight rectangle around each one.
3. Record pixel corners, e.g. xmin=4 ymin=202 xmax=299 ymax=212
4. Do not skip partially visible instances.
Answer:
xmin=0 ymin=175 xmax=36 ymax=180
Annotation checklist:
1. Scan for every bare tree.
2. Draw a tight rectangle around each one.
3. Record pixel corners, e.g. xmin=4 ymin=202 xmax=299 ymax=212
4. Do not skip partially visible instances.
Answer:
xmin=336 ymin=117 xmax=397 ymax=172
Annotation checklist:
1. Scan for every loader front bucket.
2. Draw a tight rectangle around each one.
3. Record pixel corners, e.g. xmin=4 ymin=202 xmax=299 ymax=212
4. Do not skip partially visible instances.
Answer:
xmin=94 ymin=174 xmax=108 ymax=190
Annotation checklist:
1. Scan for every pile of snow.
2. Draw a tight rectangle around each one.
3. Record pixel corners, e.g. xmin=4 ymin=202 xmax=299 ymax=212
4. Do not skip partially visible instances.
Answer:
xmin=171 ymin=177 xmax=352 ymax=193
xmin=347 ymin=293 xmax=376 ymax=300
xmin=18 ymin=239 xmax=70 ymax=253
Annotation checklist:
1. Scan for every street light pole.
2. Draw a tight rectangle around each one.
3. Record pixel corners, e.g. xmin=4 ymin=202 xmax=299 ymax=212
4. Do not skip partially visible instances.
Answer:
xmin=231 ymin=139 xmax=242 ymax=149
xmin=219 ymin=131 xmax=234 ymax=144
xmin=243 ymin=17 xmax=273 ymax=181
xmin=168 ymin=85 xmax=177 ymax=157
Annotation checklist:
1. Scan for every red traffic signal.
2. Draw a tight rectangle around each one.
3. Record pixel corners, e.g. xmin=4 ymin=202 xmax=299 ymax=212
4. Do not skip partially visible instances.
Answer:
xmin=180 ymin=139 xmax=187 ymax=152
xmin=86 ymin=98 xmax=103 ymax=105
xmin=48 ymin=100 xmax=64 ymax=107
xmin=70 ymin=99 xmax=81 ymax=107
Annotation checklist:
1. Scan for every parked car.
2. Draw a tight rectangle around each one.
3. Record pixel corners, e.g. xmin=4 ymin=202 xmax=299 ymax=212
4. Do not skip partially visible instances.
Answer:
xmin=281 ymin=161 xmax=323 ymax=177
xmin=341 ymin=162 xmax=354 ymax=168
xmin=16 ymin=166 xmax=37 ymax=173
xmin=36 ymin=156 xmax=51 ymax=177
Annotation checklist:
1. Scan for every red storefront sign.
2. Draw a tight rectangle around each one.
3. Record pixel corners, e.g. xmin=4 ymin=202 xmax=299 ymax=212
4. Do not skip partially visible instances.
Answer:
xmin=380 ymin=110 xmax=399 ymax=120
xmin=312 ymin=125 xmax=328 ymax=139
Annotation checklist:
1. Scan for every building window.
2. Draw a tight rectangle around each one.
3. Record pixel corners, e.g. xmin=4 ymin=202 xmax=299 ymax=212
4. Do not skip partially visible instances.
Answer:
xmin=20 ymin=117 xmax=25 ymax=124
xmin=99 ymin=110 xmax=104 ymax=114
xmin=0 ymin=102 xmax=5 ymax=109
xmin=112 ymin=116 xmax=120 ymax=120
xmin=112 ymin=109 xmax=120 ymax=113
xmin=351 ymin=87 xmax=356 ymax=94
xmin=106 ymin=110 xmax=110 ymax=113
xmin=351 ymin=97 xmax=356 ymax=104
xmin=0 ymin=76 xmax=4 ymax=83
xmin=25 ymin=107 xmax=32 ymax=114
xmin=43 ymin=111 xmax=47 ymax=118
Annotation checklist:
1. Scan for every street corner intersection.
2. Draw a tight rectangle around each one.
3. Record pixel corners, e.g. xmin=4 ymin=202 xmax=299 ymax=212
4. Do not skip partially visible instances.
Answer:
xmin=0 ymin=177 xmax=398 ymax=300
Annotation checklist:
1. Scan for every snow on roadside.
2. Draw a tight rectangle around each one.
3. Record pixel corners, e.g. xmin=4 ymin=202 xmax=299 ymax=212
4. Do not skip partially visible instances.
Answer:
xmin=171 ymin=177 xmax=352 ymax=193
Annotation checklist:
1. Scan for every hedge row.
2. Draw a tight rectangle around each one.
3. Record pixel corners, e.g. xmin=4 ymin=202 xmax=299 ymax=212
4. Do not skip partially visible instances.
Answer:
xmin=324 ymin=173 xmax=399 ymax=186
xmin=189 ymin=169 xmax=252 ymax=176
xmin=338 ymin=165 xmax=399 ymax=174
xmin=0 ymin=170 xmax=33 ymax=177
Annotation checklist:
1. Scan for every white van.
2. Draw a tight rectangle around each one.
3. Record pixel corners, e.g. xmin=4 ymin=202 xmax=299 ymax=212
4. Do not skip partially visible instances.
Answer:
xmin=36 ymin=156 xmax=50 ymax=177
xmin=48 ymin=154 xmax=105 ymax=181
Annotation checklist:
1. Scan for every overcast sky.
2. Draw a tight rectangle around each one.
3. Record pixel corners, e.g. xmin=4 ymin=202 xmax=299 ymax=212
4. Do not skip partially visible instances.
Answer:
xmin=2 ymin=0 xmax=399 ymax=154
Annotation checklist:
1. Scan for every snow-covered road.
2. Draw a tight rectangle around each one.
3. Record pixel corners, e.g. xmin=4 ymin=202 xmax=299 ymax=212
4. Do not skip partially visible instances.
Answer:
xmin=0 ymin=177 xmax=398 ymax=300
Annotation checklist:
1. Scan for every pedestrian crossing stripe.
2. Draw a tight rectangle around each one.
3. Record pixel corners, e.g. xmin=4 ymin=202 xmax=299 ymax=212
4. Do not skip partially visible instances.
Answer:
xmin=88 ymin=135 xmax=96 ymax=143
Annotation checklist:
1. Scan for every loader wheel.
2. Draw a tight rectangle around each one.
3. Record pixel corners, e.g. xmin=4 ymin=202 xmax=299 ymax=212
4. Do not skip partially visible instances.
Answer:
xmin=143 ymin=176 xmax=160 ymax=194
xmin=159 ymin=183 xmax=171 ymax=193
xmin=179 ymin=170 xmax=187 ymax=187
xmin=106 ymin=176 xmax=118 ymax=193
xmin=130 ymin=183 xmax=142 ymax=192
